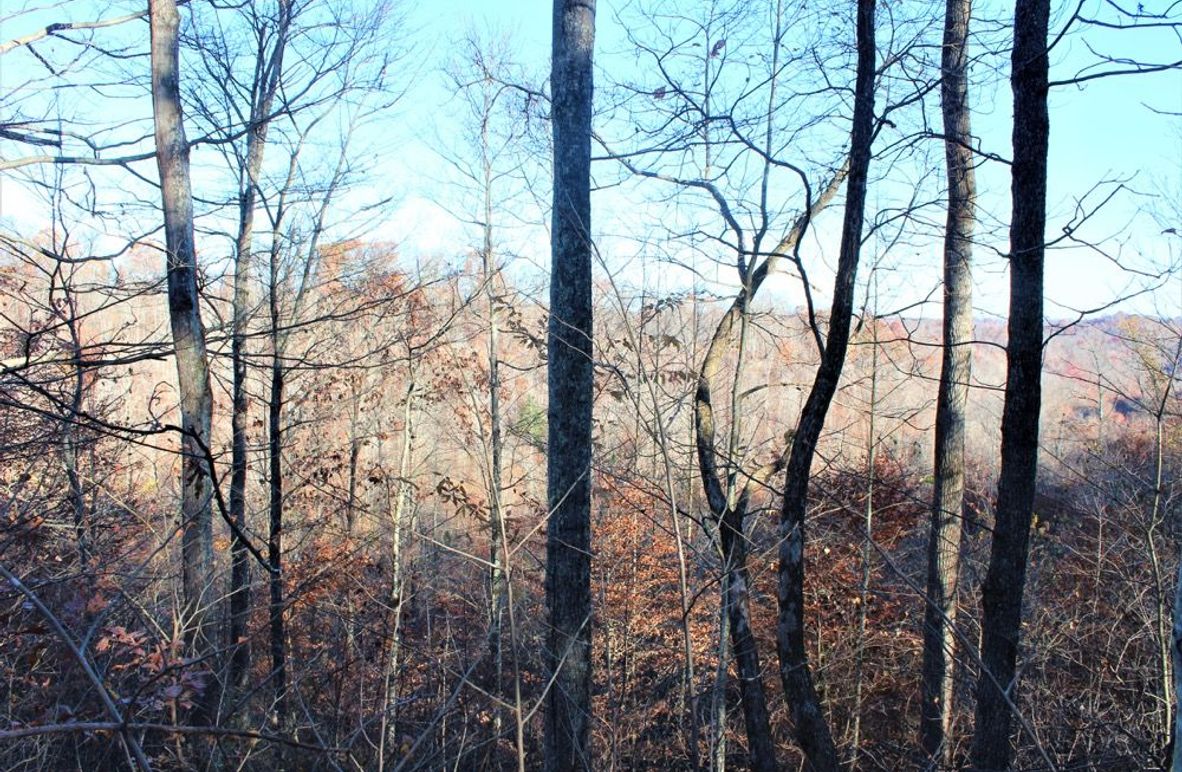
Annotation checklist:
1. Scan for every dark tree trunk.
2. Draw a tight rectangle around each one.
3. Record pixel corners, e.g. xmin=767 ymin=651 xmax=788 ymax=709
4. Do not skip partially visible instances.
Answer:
xmin=920 ymin=0 xmax=976 ymax=762
xmin=63 ymin=302 xmax=88 ymax=569
xmin=545 ymin=0 xmax=596 ymax=768
xmin=1172 ymin=555 xmax=1182 ymax=769
xmin=228 ymin=97 xmax=264 ymax=700
xmin=346 ymin=428 xmax=360 ymax=535
xmin=775 ymin=1 xmax=875 ymax=769
xmin=719 ymin=502 xmax=779 ymax=772
xmin=968 ymin=0 xmax=1048 ymax=767
xmin=691 ymin=166 xmax=847 ymax=772
xmin=149 ymin=0 xmax=216 ymax=690
xmin=228 ymin=2 xmax=289 ymax=694
xmin=268 ymin=255 xmax=288 ymax=726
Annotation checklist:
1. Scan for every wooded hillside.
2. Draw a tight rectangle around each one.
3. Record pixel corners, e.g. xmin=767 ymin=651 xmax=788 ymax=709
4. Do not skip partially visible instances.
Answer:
xmin=1 ymin=0 xmax=1180 ymax=770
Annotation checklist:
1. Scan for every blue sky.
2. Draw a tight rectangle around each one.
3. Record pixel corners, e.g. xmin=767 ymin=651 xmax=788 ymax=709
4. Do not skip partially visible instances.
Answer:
xmin=1 ymin=0 xmax=1180 ymax=321
xmin=389 ymin=0 xmax=1182 ymax=320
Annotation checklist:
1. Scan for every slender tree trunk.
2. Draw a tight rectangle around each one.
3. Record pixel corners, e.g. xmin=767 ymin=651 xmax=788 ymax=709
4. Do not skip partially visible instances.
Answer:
xmin=347 ymin=402 xmax=361 ymax=536
xmin=377 ymin=381 xmax=415 ymax=771
xmin=649 ymin=355 xmax=699 ymax=768
xmin=1144 ymin=348 xmax=1179 ymax=762
xmin=228 ymin=257 xmax=252 ymax=692
xmin=391 ymin=382 xmax=415 ymax=608
xmin=693 ymin=292 xmax=778 ymax=772
xmin=968 ymin=0 xmax=1048 ymax=767
xmin=228 ymin=13 xmax=288 ymax=689
xmin=711 ymin=597 xmax=730 ymax=772
xmin=267 ymin=237 xmax=288 ymax=726
xmin=545 ymin=0 xmax=596 ymax=768
xmin=920 ymin=0 xmax=976 ymax=762
xmin=1149 ymin=411 xmax=1174 ymax=747
xmin=228 ymin=98 xmax=265 ymax=699
xmin=149 ymin=0 xmax=216 ymax=693
xmin=776 ymin=2 xmax=875 ymax=769
xmin=228 ymin=3 xmax=290 ymax=696
xmin=63 ymin=306 xmax=88 ymax=568
xmin=719 ymin=505 xmax=778 ymax=772
xmin=720 ymin=295 xmax=778 ymax=772
xmin=850 ymin=316 xmax=878 ymax=767
xmin=1171 ymin=550 xmax=1182 ymax=770
xmin=482 ymin=114 xmax=508 ymax=709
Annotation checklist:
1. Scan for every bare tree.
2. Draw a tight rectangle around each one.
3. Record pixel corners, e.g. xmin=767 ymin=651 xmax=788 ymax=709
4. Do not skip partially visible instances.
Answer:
xmin=442 ymin=33 xmax=545 ymax=768
xmin=920 ymin=0 xmax=976 ymax=762
xmin=600 ymin=2 xmax=854 ymax=763
xmin=776 ymin=0 xmax=876 ymax=768
xmin=178 ymin=0 xmax=402 ymax=725
xmin=546 ymin=0 xmax=596 ymax=767
xmin=968 ymin=0 xmax=1049 ymax=766
xmin=224 ymin=0 xmax=292 ymax=695
xmin=149 ymin=0 xmax=217 ymax=710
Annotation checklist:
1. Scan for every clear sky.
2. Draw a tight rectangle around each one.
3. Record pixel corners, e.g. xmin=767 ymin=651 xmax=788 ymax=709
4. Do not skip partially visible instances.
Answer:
xmin=1 ymin=0 xmax=1181 ymax=322
xmin=384 ymin=0 xmax=1182 ymax=321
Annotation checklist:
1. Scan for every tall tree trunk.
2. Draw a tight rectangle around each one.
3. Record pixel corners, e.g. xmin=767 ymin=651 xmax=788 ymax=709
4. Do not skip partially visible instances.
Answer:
xmin=267 ymin=237 xmax=288 ymax=726
xmin=257 ymin=120 xmax=333 ymax=733
xmin=776 ymin=1 xmax=875 ymax=769
xmin=545 ymin=0 xmax=596 ymax=767
xmin=694 ymin=294 xmax=778 ymax=772
xmin=850 ymin=313 xmax=878 ymax=766
xmin=694 ymin=285 xmax=778 ymax=772
xmin=1149 ymin=344 xmax=1182 ymax=762
xmin=228 ymin=94 xmax=264 ymax=700
xmin=644 ymin=302 xmax=699 ymax=769
xmin=149 ymin=0 xmax=216 ymax=694
xmin=482 ymin=112 xmax=508 ymax=705
xmin=346 ymin=386 xmax=361 ymax=535
xmin=229 ymin=0 xmax=290 ymax=694
xmin=1149 ymin=413 xmax=1174 ymax=747
xmin=920 ymin=0 xmax=976 ymax=762
xmin=968 ymin=0 xmax=1048 ymax=767
xmin=379 ymin=376 xmax=417 ymax=769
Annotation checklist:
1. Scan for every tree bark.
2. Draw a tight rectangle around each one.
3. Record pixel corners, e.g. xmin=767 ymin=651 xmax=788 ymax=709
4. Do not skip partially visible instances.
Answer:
xmin=718 ymin=503 xmax=779 ymax=772
xmin=482 ymin=104 xmax=508 ymax=705
xmin=545 ymin=0 xmax=596 ymax=767
xmin=920 ymin=0 xmax=976 ymax=762
xmin=267 ymin=234 xmax=288 ymax=726
xmin=968 ymin=0 xmax=1048 ymax=767
xmin=62 ymin=294 xmax=88 ymax=569
xmin=391 ymin=378 xmax=416 ymax=609
xmin=850 ymin=313 xmax=879 ymax=766
xmin=228 ymin=0 xmax=290 ymax=694
xmin=149 ymin=0 xmax=216 ymax=689
xmin=776 ymin=1 xmax=875 ymax=768
xmin=694 ymin=290 xmax=778 ymax=772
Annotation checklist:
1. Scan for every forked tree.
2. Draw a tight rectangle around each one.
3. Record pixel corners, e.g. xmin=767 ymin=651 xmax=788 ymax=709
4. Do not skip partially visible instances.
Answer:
xmin=601 ymin=2 xmax=852 ymax=763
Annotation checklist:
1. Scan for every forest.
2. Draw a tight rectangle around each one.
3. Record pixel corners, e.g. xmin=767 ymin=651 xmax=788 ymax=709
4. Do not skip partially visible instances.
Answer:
xmin=1 ymin=0 xmax=1181 ymax=770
